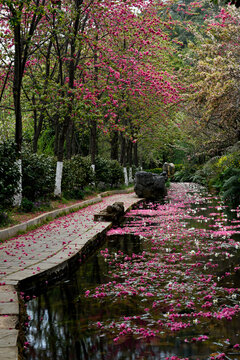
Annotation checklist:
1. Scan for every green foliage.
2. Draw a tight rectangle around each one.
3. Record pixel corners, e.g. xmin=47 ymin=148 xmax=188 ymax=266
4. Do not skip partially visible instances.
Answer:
xmin=173 ymin=163 xmax=200 ymax=182
xmin=19 ymin=197 xmax=51 ymax=213
xmin=0 ymin=210 xmax=10 ymax=227
xmin=108 ymin=160 xmax=124 ymax=187
xmin=0 ymin=140 xmax=20 ymax=207
xmin=221 ymin=168 xmax=240 ymax=205
xmin=182 ymin=149 xmax=240 ymax=205
xmin=62 ymin=155 xmax=94 ymax=199
xmin=209 ymin=161 xmax=240 ymax=206
xmin=37 ymin=129 xmax=55 ymax=155
xmin=207 ymin=152 xmax=240 ymax=191
xmin=20 ymin=198 xmax=35 ymax=212
xmin=145 ymin=168 xmax=163 ymax=174
xmin=174 ymin=164 xmax=184 ymax=172
xmin=22 ymin=150 xmax=56 ymax=201
xmin=95 ymin=157 xmax=124 ymax=188
xmin=191 ymin=157 xmax=219 ymax=186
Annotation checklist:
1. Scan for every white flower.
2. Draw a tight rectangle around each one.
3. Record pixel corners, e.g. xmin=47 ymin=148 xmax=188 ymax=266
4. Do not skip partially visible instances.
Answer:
xmin=195 ymin=239 xmax=199 ymax=247
xmin=193 ymin=319 xmax=198 ymax=324
xmin=213 ymin=299 xmax=218 ymax=304
xmin=232 ymin=294 xmax=237 ymax=299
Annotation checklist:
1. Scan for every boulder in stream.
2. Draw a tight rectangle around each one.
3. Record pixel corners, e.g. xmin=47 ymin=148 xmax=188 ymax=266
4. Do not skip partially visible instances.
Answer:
xmin=134 ymin=171 xmax=167 ymax=199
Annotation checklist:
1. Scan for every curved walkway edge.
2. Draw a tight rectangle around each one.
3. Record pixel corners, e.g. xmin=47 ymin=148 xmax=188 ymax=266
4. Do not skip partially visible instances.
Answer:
xmin=0 ymin=188 xmax=134 ymax=242
xmin=0 ymin=188 xmax=142 ymax=360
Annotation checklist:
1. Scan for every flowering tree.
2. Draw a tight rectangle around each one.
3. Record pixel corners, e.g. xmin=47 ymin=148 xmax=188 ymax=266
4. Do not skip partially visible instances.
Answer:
xmin=82 ymin=0 xmax=181 ymax=181
xmin=0 ymin=0 xmax=183 ymax=197
xmin=180 ymin=4 xmax=240 ymax=157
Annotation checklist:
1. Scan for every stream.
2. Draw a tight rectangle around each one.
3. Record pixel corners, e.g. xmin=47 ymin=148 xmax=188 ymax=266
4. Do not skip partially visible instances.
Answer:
xmin=22 ymin=183 xmax=240 ymax=360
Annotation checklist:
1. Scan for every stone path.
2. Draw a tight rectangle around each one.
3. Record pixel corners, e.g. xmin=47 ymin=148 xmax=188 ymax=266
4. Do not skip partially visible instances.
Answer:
xmin=0 ymin=192 xmax=141 ymax=360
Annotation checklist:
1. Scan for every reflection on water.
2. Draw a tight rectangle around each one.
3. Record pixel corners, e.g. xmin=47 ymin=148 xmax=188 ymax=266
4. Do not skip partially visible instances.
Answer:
xmin=22 ymin=185 xmax=240 ymax=360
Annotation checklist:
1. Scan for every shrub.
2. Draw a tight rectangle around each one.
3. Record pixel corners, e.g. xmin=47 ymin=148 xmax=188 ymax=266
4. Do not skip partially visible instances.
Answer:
xmin=62 ymin=155 xmax=93 ymax=199
xmin=0 ymin=140 xmax=20 ymax=207
xmin=145 ymin=168 xmax=163 ymax=174
xmin=0 ymin=209 xmax=10 ymax=227
xmin=108 ymin=160 xmax=124 ymax=187
xmin=174 ymin=164 xmax=184 ymax=172
xmin=20 ymin=198 xmax=35 ymax=212
xmin=94 ymin=157 xmax=111 ymax=185
xmin=207 ymin=152 xmax=240 ymax=191
xmin=220 ymin=168 xmax=240 ymax=205
xmin=22 ymin=151 xmax=56 ymax=201
xmin=173 ymin=163 xmax=200 ymax=182
xmin=95 ymin=157 xmax=124 ymax=188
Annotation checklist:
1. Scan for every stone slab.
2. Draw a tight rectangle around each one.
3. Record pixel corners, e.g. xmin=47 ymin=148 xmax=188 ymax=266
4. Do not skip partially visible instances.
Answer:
xmin=0 ymin=286 xmax=18 ymax=303
xmin=0 ymin=329 xmax=18 ymax=347
xmin=0 ymin=303 xmax=18 ymax=316
xmin=0 ymin=281 xmax=18 ymax=287
xmin=0 ymin=316 xmax=18 ymax=330
xmin=0 ymin=346 xmax=18 ymax=359
xmin=28 ymin=261 xmax=59 ymax=271
xmin=3 ymin=269 xmax=36 ymax=282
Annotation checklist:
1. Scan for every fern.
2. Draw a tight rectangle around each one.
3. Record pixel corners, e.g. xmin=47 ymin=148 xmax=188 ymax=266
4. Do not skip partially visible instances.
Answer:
xmin=221 ymin=168 xmax=240 ymax=205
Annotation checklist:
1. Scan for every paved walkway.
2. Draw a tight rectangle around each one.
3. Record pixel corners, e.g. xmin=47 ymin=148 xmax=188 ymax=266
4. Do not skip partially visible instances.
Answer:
xmin=0 ymin=192 xmax=141 ymax=360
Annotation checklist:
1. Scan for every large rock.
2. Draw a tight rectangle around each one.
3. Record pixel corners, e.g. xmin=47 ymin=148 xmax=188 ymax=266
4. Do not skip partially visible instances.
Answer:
xmin=94 ymin=202 xmax=125 ymax=222
xmin=134 ymin=171 xmax=167 ymax=199
xmin=163 ymin=162 xmax=175 ymax=176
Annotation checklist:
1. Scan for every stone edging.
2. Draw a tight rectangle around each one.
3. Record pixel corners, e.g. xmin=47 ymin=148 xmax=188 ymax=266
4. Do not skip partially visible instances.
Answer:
xmin=0 ymin=187 xmax=134 ymax=242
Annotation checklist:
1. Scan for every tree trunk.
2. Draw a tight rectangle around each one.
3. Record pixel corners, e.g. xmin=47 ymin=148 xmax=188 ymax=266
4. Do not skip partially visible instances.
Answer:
xmin=236 ymin=126 xmax=240 ymax=141
xmin=13 ymin=159 xmax=22 ymax=207
xmin=12 ymin=22 xmax=23 ymax=206
xmin=33 ymin=111 xmax=44 ymax=153
xmin=13 ymin=23 xmax=22 ymax=155
xmin=128 ymin=140 xmax=133 ymax=183
xmin=134 ymin=142 xmax=138 ymax=167
xmin=54 ymin=121 xmax=68 ymax=196
xmin=120 ymin=135 xmax=128 ymax=185
xmin=110 ymin=131 xmax=119 ymax=160
xmin=89 ymin=120 xmax=97 ymax=166
xmin=120 ymin=135 xmax=126 ymax=166
xmin=54 ymin=119 xmax=59 ymax=156
xmin=72 ymin=127 xmax=77 ymax=156
xmin=66 ymin=120 xmax=74 ymax=159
